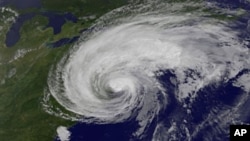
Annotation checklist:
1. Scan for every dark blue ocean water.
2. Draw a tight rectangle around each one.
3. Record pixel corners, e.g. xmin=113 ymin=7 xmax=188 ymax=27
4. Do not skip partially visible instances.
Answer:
xmin=55 ymin=121 xmax=140 ymax=141
xmin=54 ymin=1 xmax=250 ymax=141
xmin=54 ymin=68 xmax=249 ymax=141
xmin=208 ymin=0 xmax=250 ymax=10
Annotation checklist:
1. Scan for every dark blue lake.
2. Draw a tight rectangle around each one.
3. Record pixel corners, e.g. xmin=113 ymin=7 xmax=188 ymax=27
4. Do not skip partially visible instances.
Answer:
xmin=5 ymin=12 xmax=78 ymax=47
xmin=5 ymin=13 xmax=35 ymax=47
xmin=0 ymin=0 xmax=41 ymax=9
xmin=49 ymin=36 xmax=80 ymax=48
xmin=43 ymin=12 xmax=78 ymax=35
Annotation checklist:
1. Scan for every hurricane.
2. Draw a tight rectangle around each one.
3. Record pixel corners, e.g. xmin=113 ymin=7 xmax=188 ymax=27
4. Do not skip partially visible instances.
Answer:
xmin=43 ymin=0 xmax=250 ymax=140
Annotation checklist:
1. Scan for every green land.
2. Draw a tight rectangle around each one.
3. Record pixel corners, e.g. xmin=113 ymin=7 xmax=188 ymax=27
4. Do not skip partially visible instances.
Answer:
xmin=0 ymin=0 xmax=127 ymax=141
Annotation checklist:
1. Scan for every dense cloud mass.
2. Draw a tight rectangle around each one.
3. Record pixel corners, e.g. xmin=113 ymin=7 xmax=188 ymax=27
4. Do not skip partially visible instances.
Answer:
xmin=44 ymin=1 xmax=250 ymax=140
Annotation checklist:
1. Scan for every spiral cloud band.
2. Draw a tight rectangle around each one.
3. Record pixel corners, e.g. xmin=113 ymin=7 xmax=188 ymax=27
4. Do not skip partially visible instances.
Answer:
xmin=43 ymin=1 xmax=250 ymax=140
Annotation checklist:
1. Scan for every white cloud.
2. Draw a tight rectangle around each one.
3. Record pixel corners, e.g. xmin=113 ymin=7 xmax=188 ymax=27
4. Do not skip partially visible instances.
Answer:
xmin=57 ymin=126 xmax=71 ymax=141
